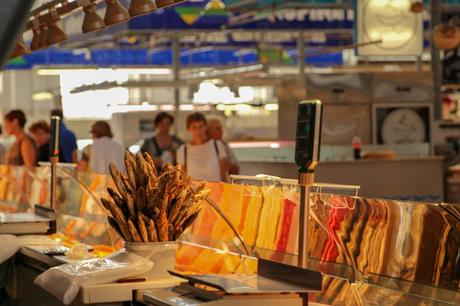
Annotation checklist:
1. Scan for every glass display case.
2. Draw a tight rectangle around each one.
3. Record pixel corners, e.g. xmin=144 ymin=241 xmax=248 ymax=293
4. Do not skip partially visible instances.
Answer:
xmin=1 ymin=166 xmax=460 ymax=305
xmin=229 ymin=141 xmax=431 ymax=162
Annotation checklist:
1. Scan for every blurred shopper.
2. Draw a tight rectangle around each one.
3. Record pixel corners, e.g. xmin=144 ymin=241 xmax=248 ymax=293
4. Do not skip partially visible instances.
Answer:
xmin=81 ymin=121 xmax=125 ymax=175
xmin=50 ymin=109 xmax=78 ymax=163
xmin=207 ymin=116 xmax=239 ymax=175
xmin=3 ymin=110 xmax=36 ymax=167
xmin=29 ymin=121 xmax=52 ymax=162
xmin=141 ymin=112 xmax=183 ymax=170
xmin=177 ymin=112 xmax=228 ymax=182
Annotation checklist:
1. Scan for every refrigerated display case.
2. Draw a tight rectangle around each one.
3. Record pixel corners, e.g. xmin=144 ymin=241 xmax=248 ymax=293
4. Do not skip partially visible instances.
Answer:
xmin=0 ymin=167 xmax=459 ymax=305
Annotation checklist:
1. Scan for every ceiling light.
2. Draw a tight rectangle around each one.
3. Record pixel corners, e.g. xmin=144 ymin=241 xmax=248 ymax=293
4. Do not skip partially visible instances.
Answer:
xmin=47 ymin=8 xmax=67 ymax=45
xmin=155 ymin=0 xmax=174 ymax=8
xmin=32 ymin=91 xmax=54 ymax=101
xmin=36 ymin=68 xmax=172 ymax=76
xmin=129 ymin=0 xmax=156 ymax=17
xmin=264 ymin=103 xmax=279 ymax=111
xmin=82 ymin=1 xmax=106 ymax=33
xmin=104 ymin=0 xmax=129 ymax=26
xmin=9 ymin=34 xmax=30 ymax=59
xmin=179 ymin=104 xmax=194 ymax=111
xmin=31 ymin=29 xmax=41 ymax=51
xmin=124 ymin=68 xmax=171 ymax=75
xmin=108 ymin=104 xmax=159 ymax=113
xmin=160 ymin=104 xmax=176 ymax=111
xmin=38 ymin=24 xmax=49 ymax=48
xmin=47 ymin=23 xmax=67 ymax=45
xmin=31 ymin=18 xmax=42 ymax=51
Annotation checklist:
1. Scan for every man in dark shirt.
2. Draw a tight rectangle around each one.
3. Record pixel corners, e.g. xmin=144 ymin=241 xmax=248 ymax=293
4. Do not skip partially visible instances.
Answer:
xmin=50 ymin=109 xmax=78 ymax=163
xmin=29 ymin=120 xmax=66 ymax=163
xmin=29 ymin=121 xmax=50 ymax=162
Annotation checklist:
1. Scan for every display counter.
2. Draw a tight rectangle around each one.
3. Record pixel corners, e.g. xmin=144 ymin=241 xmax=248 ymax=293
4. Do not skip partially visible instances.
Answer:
xmin=0 ymin=166 xmax=459 ymax=306
xmin=230 ymin=141 xmax=442 ymax=202
xmin=238 ymin=157 xmax=444 ymax=202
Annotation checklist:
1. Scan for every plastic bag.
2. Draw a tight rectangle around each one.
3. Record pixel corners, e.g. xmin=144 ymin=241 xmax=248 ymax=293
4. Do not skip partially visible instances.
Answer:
xmin=34 ymin=250 xmax=153 ymax=305
xmin=17 ymin=235 xmax=58 ymax=246
xmin=0 ymin=235 xmax=22 ymax=264
xmin=65 ymin=244 xmax=96 ymax=260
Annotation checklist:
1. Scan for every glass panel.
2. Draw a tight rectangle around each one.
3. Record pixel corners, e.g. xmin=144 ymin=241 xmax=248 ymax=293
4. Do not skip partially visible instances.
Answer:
xmin=2 ymin=166 xmax=460 ymax=304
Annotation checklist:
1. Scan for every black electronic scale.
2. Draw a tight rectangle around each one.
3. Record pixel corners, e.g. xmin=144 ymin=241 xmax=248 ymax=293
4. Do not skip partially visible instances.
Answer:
xmin=136 ymin=259 xmax=322 ymax=306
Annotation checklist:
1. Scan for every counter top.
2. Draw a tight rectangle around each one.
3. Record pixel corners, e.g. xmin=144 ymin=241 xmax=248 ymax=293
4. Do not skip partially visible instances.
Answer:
xmin=238 ymin=156 xmax=444 ymax=164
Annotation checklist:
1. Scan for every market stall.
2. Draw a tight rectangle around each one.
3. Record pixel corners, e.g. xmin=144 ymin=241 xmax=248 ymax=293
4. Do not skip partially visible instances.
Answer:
xmin=1 ymin=162 xmax=460 ymax=305
xmin=1 ymin=0 xmax=460 ymax=305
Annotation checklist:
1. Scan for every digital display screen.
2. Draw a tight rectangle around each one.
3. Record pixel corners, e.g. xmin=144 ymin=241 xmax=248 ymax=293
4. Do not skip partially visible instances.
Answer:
xmin=297 ymin=122 xmax=310 ymax=136
xmin=295 ymin=101 xmax=322 ymax=171
xmin=299 ymin=104 xmax=312 ymax=116
xmin=296 ymin=138 xmax=309 ymax=150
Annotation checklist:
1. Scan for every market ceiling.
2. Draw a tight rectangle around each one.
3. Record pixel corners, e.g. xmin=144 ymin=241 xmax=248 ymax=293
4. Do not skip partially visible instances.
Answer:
xmin=6 ymin=0 xmax=460 ymax=70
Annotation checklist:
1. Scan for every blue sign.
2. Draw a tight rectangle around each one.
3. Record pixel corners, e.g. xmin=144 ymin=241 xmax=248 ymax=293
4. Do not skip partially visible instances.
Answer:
xmin=5 ymin=47 xmax=343 ymax=69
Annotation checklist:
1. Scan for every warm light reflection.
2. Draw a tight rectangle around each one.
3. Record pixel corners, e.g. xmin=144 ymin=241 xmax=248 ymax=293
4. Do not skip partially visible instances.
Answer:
xmin=178 ymin=104 xmax=212 ymax=111
xmin=77 ymin=139 xmax=93 ymax=151
xmin=264 ymin=103 xmax=279 ymax=111
xmin=37 ymin=68 xmax=171 ymax=76
xmin=32 ymin=91 xmax=54 ymax=101
xmin=193 ymin=82 xmax=256 ymax=104
xmin=108 ymin=104 xmax=159 ymax=113
xmin=129 ymin=144 xmax=141 ymax=154
xmin=178 ymin=104 xmax=194 ymax=111
xmin=60 ymin=69 xmax=130 ymax=119
xmin=216 ymin=103 xmax=278 ymax=114
xmin=160 ymin=105 xmax=176 ymax=111
xmin=369 ymin=30 xmax=412 ymax=42
xmin=371 ymin=0 xmax=410 ymax=9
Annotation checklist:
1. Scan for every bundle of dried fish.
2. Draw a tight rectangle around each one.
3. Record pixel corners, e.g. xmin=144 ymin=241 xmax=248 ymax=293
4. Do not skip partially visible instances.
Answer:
xmin=101 ymin=151 xmax=209 ymax=242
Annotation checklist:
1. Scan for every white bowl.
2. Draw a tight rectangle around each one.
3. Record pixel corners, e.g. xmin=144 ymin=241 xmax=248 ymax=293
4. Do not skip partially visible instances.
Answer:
xmin=124 ymin=241 xmax=178 ymax=279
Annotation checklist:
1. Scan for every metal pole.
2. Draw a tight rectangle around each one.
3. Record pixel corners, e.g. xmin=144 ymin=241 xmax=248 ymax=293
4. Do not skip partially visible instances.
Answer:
xmin=298 ymin=31 xmax=306 ymax=85
xmin=50 ymin=157 xmax=58 ymax=209
xmin=431 ymin=0 xmax=442 ymax=120
xmin=416 ymin=55 xmax=422 ymax=72
xmin=50 ymin=116 xmax=60 ymax=210
xmin=298 ymin=172 xmax=314 ymax=268
xmin=172 ymin=34 xmax=180 ymax=131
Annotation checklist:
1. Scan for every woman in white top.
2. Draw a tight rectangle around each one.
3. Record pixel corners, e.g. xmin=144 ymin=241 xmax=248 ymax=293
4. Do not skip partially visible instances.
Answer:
xmin=177 ymin=113 xmax=228 ymax=182
xmin=80 ymin=121 xmax=125 ymax=175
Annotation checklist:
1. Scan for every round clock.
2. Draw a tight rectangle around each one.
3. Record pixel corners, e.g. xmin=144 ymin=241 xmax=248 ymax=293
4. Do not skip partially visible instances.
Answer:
xmin=381 ymin=108 xmax=426 ymax=144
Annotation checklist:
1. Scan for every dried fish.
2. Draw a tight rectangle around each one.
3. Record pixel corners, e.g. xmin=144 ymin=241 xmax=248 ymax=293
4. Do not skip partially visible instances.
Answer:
xmin=135 ymin=187 xmax=146 ymax=212
xmin=107 ymin=187 xmax=129 ymax=217
xmin=125 ymin=192 xmax=137 ymax=219
xmin=103 ymin=153 xmax=206 ymax=243
xmin=124 ymin=152 xmax=137 ymax=191
xmin=138 ymin=214 xmax=149 ymax=242
xmin=168 ymin=190 xmax=187 ymax=223
xmin=135 ymin=153 xmax=150 ymax=188
xmin=107 ymin=216 xmax=128 ymax=241
xmin=147 ymin=218 xmax=158 ymax=242
xmin=102 ymin=198 xmax=131 ymax=241
xmin=155 ymin=211 xmax=169 ymax=242
xmin=143 ymin=152 xmax=157 ymax=181
xmin=109 ymin=163 xmax=128 ymax=200
xmin=128 ymin=219 xmax=142 ymax=242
